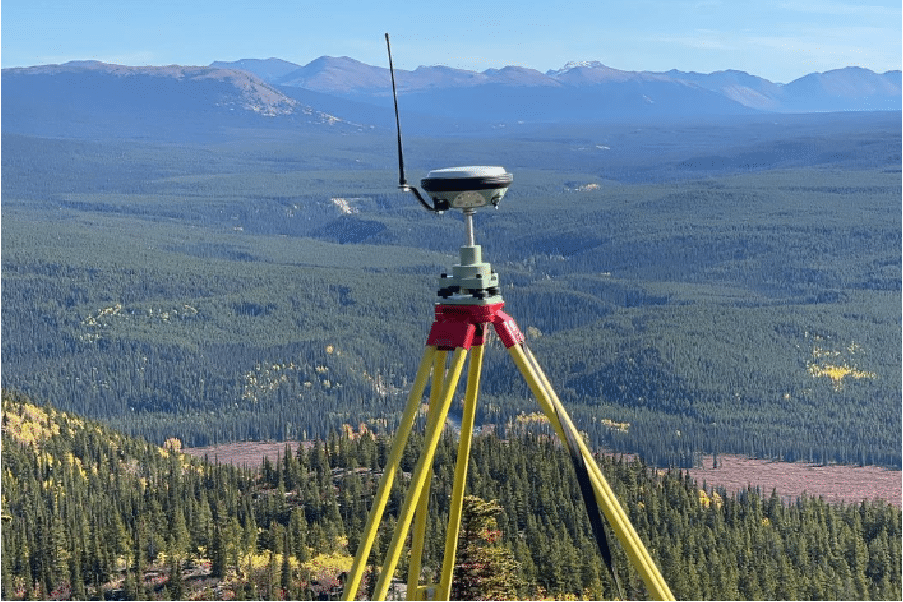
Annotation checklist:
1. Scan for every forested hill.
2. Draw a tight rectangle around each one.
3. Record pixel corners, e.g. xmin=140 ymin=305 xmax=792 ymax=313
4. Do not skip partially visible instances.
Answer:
xmin=3 ymin=114 xmax=900 ymax=470
xmin=2 ymin=391 xmax=901 ymax=600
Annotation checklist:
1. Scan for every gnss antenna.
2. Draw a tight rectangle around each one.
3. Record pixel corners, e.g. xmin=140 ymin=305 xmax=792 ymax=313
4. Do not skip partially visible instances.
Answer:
xmin=343 ymin=35 xmax=672 ymax=602
xmin=385 ymin=33 xmax=513 ymax=215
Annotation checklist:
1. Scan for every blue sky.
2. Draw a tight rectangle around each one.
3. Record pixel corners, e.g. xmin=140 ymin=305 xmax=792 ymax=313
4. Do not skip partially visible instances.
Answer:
xmin=2 ymin=0 xmax=900 ymax=83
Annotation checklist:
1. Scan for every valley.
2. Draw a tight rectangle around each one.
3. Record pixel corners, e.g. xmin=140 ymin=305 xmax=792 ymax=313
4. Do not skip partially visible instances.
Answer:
xmin=2 ymin=110 xmax=900 ymax=470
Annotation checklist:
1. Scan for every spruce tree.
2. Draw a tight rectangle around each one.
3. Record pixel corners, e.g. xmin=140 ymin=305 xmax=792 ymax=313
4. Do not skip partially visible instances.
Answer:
xmin=169 ymin=556 xmax=184 ymax=600
xmin=281 ymin=536 xmax=293 ymax=592
xmin=266 ymin=551 xmax=279 ymax=600
xmin=211 ymin=521 xmax=226 ymax=578
xmin=451 ymin=496 xmax=519 ymax=601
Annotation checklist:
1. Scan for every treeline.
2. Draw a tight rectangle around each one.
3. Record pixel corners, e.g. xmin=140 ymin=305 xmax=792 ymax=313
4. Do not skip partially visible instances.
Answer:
xmin=2 ymin=391 xmax=901 ymax=600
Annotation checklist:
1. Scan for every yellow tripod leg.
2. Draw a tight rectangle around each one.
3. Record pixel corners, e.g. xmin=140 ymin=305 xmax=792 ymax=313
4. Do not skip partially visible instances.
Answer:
xmin=436 ymin=344 xmax=484 ymax=600
xmin=373 ymin=347 xmax=469 ymax=601
xmin=407 ymin=356 xmax=449 ymax=600
xmin=521 ymin=346 xmax=673 ymax=600
xmin=407 ymin=483 xmax=431 ymax=601
xmin=342 ymin=346 xmax=438 ymax=601
xmin=509 ymin=344 xmax=675 ymax=601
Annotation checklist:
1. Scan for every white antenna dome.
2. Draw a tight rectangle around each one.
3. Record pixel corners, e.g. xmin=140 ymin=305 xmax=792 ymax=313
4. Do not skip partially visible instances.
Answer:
xmin=421 ymin=166 xmax=513 ymax=209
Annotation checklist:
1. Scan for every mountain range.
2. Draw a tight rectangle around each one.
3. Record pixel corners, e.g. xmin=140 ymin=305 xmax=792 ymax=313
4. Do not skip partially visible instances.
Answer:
xmin=212 ymin=55 xmax=901 ymax=114
xmin=1 ymin=60 xmax=361 ymax=140
xmin=213 ymin=56 xmax=899 ymax=107
xmin=2 ymin=55 xmax=900 ymax=140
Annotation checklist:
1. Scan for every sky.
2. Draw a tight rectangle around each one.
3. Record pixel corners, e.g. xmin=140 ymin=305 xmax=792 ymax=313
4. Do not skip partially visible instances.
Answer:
xmin=1 ymin=0 xmax=900 ymax=83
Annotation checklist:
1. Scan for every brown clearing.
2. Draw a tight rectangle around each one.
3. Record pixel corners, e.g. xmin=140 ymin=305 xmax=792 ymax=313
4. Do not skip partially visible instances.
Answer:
xmin=184 ymin=440 xmax=308 ymax=468
xmin=185 ymin=443 xmax=901 ymax=509
xmin=686 ymin=454 xmax=901 ymax=508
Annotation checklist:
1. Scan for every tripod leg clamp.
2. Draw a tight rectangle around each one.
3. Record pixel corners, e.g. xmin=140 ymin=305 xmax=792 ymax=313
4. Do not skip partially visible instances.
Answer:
xmin=492 ymin=309 xmax=525 ymax=348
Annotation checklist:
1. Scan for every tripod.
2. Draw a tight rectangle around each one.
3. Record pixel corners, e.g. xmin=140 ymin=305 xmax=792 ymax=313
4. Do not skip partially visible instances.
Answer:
xmin=342 ymin=211 xmax=673 ymax=601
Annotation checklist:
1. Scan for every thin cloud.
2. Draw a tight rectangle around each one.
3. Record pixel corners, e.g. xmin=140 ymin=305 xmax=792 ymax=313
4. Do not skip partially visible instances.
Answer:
xmin=652 ymin=31 xmax=734 ymax=51
xmin=748 ymin=33 xmax=897 ymax=72
xmin=777 ymin=0 xmax=899 ymax=18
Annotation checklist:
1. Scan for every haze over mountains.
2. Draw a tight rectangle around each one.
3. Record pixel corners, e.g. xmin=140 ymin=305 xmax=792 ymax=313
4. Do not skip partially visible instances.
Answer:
xmin=2 ymin=54 xmax=900 ymax=140
xmin=219 ymin=55 xmax=901 ymax=115
xmin=1 ymin=61 xmax=360 ymax=140
xmin=217 ymin=55 xmax=900 ymax=111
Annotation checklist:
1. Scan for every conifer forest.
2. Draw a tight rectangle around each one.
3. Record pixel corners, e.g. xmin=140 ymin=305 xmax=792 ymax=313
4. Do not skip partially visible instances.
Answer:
xmin=2 ymin=392 xmax=901 ymax=600
xmin=2 ymin=109 xmax=901 ymax=599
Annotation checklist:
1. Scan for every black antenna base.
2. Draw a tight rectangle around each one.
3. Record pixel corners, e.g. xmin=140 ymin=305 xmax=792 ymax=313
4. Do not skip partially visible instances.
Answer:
xmin=402 ymin=184 xmax=449 ymax=214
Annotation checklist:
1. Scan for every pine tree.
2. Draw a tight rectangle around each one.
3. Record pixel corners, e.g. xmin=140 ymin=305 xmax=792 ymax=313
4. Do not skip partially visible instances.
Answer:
xmin=289 ymin=508 xmax=309 ymax=562
xmin=1 ymin=531 xmax=14 ymax=601
xmin=266 ymin=551 xmax=279 ymax=600
xmin=169 ymin=556 xmax=184 ymax=600
xmin=241 ymin=501 xmax=258 ymax=578
xmin=124 ymin=559 xmax=138 ymax=601
xmin=211 ymin=520 xmax=226 ymax=578
xmin=191 ymin=490 xmax=214 ymax=559
xmin=220 ymin=515 xmax=241 ymax=577
xmin=69 ymin=551 xmax=86 ymax=600
xmin=168 ymin=505 xmax=190 ymax=564
xmin=451 ymin=496 xmax=520 ymax=601
xmin=281 ymin=534 xmax=293 ymax=592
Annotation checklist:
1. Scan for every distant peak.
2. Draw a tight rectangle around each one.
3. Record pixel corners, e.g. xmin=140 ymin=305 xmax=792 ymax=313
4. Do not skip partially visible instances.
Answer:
xmin=313 ymin=55 xmax=364 ymax=64
xmin=559 ymin=60 xmax=609 ymax=70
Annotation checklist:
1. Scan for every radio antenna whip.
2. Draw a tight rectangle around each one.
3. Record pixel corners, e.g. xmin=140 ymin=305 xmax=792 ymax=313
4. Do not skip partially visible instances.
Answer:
xmin=385 ymin=33 xmax=444 ymax=213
